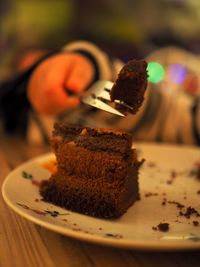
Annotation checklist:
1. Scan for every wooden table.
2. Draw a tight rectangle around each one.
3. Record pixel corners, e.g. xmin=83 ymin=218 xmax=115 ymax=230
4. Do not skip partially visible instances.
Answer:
xmin=0 ymin=134 xmax=200 ymax=267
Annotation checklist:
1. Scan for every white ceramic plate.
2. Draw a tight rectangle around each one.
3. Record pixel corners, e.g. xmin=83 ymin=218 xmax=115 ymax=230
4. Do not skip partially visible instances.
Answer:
xmin=2 ymin=143 xmax=200 ymax=251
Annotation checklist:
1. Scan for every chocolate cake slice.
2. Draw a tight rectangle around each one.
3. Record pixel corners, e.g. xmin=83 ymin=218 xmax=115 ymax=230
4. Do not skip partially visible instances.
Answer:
xmin=110 ymin=59 xmax=148 ymax=114
xmin=40 ymin=122 xmax=144 ymax=218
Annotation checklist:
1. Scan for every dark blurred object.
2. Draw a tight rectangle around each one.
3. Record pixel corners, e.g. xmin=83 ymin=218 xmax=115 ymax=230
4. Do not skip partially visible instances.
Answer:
xmin=69 ymin=0 xmax=200 ymax=58
xmin=0 ymin=51 xmax=57 ymax=136
xmin=0 ymin=0 xmax=73 ymax=80
xmin=0 ymin=1 xmax=11 ymax=15
xmin=150 ymin=29 xmax=200 ymax=54
xmin=1 ymin=0 xmax=199 ymax=80
xmin=149 ymin=28 xmax=188 ymax=49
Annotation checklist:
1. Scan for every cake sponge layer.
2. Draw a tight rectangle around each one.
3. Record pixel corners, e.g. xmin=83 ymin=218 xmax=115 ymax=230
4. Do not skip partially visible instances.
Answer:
xmin=53 ymin=141 xmax=137 ymax=180
xmin=40 ymin=166 xmax=140 ymax=218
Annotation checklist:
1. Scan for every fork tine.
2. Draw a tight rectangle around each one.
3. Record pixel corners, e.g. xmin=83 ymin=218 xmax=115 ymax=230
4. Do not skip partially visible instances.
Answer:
xmin=87 ymin=80 xmax=113 ymax=101
xmin=82 ymin=96 xmax=125 ymax=117
xmin=81 ymin=80 xmax=126 ymax=116
xmin=114 ymin=100 xmax=134 ymax=110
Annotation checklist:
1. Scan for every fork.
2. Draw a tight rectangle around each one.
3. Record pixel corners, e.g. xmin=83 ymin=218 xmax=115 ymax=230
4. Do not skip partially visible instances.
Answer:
xmin=81 ymin=80 xmax=128 ymax=117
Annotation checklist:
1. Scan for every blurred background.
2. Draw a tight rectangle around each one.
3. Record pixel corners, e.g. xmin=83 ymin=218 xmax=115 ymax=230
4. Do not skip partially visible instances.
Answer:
xmin=0 ymin=0 xmax=199 ymax=94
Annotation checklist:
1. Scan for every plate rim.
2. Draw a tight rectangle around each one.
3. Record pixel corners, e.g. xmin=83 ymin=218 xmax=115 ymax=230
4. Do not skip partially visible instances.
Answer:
xmin=2 ymin=142 xmax=200 ymax=251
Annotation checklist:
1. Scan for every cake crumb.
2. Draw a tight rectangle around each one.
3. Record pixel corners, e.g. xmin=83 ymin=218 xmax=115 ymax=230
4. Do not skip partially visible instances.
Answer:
xmin=179 ymin=206 xmax=200 ymax=219
xmin=162 ymin=198 xmax=167 ymax=206
xmin=144 ymin=192 xmax=158 ymax=197
xmin=152 ymin=223 xmax=170 ymax=232
xmin=189 ymin=161 xmax=200 ymax=180
xmin=147 ymin=162 xmax=156 ymax=168
xmin=168 ymin=200 xmax=185 ymax=209
xmin=166 ymin=170 xmax=178 ymax=184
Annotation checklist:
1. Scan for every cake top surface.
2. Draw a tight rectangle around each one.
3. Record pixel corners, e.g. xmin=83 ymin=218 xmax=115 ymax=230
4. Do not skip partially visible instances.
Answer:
xmin=120 ymin=59 xmax=147 ymax=74
xmin=51 ymin=122 xmax=133 ymax=155
xmin=53 ymin=122 xmax=132 ymax=139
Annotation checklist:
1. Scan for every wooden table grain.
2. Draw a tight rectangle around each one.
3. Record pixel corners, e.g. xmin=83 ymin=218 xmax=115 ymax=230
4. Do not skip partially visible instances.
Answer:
xmin=0 ymin=134 xmax=200 ymax=267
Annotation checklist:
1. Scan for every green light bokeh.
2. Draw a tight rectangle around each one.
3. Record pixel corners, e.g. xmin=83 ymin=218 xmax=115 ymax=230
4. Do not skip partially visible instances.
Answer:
xmin=147 ymin=62 xmax=165 ymax=83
